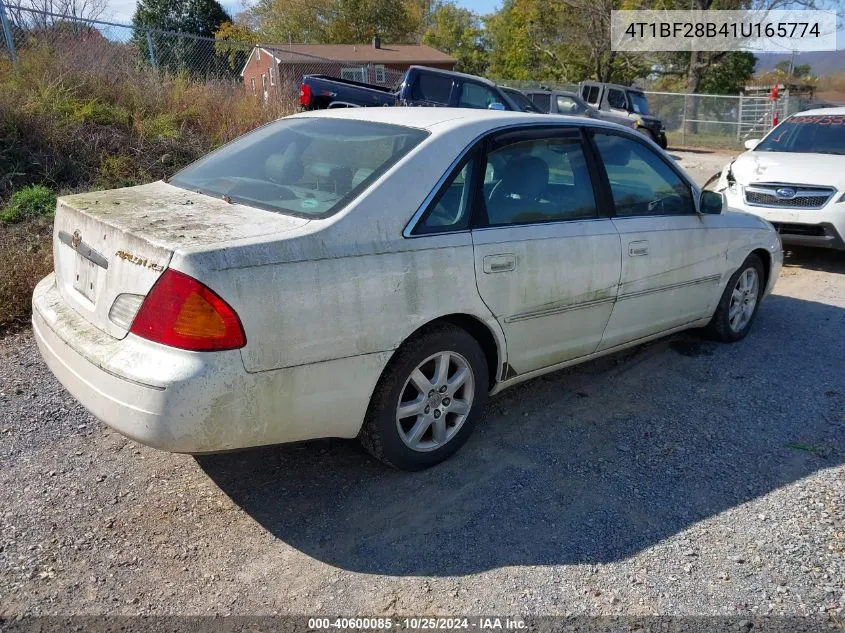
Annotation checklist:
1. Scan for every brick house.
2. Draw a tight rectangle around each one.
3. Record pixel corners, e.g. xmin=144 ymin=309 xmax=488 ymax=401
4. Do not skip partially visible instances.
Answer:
xmin=240 ymin=38 xmax=456 ymax=101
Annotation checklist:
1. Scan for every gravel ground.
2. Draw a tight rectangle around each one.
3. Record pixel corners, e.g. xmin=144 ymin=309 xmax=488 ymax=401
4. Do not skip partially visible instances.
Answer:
xmin=1 ymin=151 xmax=843 ymax=619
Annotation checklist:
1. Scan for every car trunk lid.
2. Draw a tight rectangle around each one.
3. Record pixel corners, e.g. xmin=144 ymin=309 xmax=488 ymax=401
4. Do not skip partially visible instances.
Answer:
xmin=52 ymin=181 xmax=309 ymax=340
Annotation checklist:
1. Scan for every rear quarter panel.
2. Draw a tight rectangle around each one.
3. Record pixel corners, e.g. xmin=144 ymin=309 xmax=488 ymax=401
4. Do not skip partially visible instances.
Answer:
xmin=171 ymin=122 xmax=506 ymax=375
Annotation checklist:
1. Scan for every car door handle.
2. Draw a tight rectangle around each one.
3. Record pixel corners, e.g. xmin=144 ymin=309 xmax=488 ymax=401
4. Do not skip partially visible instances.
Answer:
xmin=628 ymin=240 xmax=649 ymax=257
xmin=483 ymin=254 xmax=516 ymax=273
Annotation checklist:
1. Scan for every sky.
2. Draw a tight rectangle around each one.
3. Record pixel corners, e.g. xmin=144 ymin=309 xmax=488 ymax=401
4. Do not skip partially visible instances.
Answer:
xmin=102 ymin=0 xmax=502 ymax=25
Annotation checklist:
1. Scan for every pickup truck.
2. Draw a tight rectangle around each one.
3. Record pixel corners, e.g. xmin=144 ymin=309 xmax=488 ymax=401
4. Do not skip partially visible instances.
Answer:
xmin=299 ymin=65 xmax=527 ymax=112
xmin=579 ymin=81 xmax=668 ymax=149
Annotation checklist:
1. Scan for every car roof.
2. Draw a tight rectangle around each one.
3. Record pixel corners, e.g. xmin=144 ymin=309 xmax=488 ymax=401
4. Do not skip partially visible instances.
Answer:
xmin=791 ymin=106 xmax=845 ymax=117
xmin=535 ymin=90 xmax=581 ymax=98
xmin=407 ymin=65 xmax=498 ymax=87
xmin=293 ymin=106 xmax=592 ymax=132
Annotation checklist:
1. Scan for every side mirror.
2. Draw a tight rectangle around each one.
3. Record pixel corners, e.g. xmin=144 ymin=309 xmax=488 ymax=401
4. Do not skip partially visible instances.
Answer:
xmin=700 ymin=190 xmax=724 ymax=215
xmin=744 ymin=139 xmax=760 ymax=150
xmin=488 ymin=102 xmax=506 ymax=111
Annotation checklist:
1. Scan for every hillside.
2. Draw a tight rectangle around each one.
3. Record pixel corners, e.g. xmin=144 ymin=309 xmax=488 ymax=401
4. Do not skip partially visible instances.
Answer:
xmin=755 ymin=49 xmax=845 ymax=76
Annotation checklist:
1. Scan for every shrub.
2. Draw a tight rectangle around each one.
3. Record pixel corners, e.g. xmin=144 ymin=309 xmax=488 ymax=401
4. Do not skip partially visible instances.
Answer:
xmin=0 ymin=217 xmax=53 ymax=332
xmin=1 ymin=185 xmax=57 ymax=223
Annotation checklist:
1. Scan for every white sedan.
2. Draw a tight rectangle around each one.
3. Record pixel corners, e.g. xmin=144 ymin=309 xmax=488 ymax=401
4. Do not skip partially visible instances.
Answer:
xmin=717 ymin=107 xmax=845 ymax=250
xmin=33 ymin=108 xmax=782 ymax=470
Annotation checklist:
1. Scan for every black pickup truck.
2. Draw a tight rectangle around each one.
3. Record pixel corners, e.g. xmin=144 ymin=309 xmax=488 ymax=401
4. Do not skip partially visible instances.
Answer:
xmin=299 ymin=65 xmax=527 ymax=112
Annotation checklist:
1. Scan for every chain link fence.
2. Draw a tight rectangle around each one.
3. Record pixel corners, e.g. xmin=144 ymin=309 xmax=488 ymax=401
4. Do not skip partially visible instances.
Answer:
xmin=646 ymin=91 xmax=811 ymax=149
xmin=0 ymin=2 xmax=405 ymax=104
xmin=0 ymin=2 xmax=816 ymax=149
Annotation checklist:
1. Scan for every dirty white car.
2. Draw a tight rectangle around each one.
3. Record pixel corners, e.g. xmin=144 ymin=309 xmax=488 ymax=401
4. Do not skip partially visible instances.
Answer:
xmin=33 ymin=108 xmax=782 ymax=470
xmin=717 ymin=107 xmax=845 ymax=250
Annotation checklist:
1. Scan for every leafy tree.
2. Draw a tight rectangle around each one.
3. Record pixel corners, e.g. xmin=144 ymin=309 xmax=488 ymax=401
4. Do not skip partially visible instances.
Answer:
xmin=246 ymin=0 xmax=420 ymax=44
xmin=775 ymin=60 xmax=812 ymax=78
xmin=486 ymin=0 xmax=646 ymax=84
xmin=132 ymin=0 xmax=232 ymax=76
xmin=214 ymin=21 xmax=259 ymax=72
xmin=422 ymin=2 xmax=488 ymax=76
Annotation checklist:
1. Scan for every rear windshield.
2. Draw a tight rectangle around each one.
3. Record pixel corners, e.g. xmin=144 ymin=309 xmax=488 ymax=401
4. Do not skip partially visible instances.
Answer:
xmin=170 ymin=118 xmax=429 ymax=218
xmin=754 ymin=114 xmax=845 ymax=154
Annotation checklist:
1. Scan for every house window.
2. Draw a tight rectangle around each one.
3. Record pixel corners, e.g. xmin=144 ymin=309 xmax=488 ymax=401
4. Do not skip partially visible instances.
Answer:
xmin=340 ymin=67 xmax=368 ymax=83
xmin=250 ymin=77 xmax=256 ymax=95
xmin=375 ymin=64 xmax=386 ymax=83
xmin=269 ymin=65 xmax=276 ymax=86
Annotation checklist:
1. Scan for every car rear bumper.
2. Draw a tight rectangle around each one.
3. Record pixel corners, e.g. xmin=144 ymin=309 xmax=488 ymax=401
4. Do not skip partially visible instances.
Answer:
xmin=32 ymin=273 xmax=385 ymax=452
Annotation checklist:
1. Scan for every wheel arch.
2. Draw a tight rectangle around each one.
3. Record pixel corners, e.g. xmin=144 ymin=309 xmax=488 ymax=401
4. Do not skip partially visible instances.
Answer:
xmin=389 ymin=313 xmax=505 ymax=390
xmin=750 ymin=247 xmax=772 ymax=290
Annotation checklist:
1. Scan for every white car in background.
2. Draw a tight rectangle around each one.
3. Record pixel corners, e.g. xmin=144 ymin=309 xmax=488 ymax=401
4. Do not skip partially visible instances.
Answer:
xmin=33 ymin=108 xmax=782 ymax=470
xmin=717 ymin=107 xmax=845 ymax=250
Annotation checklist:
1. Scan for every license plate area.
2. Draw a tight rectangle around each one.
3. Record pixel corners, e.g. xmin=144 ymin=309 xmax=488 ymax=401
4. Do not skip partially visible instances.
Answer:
xmin=73 ymin=253 xmax=98 ymax=303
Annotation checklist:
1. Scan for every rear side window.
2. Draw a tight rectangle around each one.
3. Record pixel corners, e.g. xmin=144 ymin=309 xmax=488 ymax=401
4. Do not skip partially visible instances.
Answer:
xmin=530 ymin=93 xmax=551 ymax=112
xmin=413 ymin=151 xmax=479 ymax=235
xmin=411 ymin=74 xmax=452 ymax=105
xmin=170 ymin=118 xmax=428 ymax=218
xmin=483 ymin=137 xmax=598 ymax=226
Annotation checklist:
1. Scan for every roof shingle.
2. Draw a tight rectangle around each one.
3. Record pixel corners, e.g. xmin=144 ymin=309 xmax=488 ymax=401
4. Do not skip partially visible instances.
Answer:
xmin=258 ymin=43 xmax=456 ymax=65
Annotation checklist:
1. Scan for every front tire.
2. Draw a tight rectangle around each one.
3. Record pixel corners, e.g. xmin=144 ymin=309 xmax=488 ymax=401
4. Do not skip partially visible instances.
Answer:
xmin=705 ymin=254 xmax=765 ymax=342
xmin=359 ymin=325 xmax=489 ymax=470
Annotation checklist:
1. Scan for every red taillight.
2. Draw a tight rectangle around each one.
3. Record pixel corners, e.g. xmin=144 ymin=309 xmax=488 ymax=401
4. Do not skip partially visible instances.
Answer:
xmin=129 ymin=269 xmax=246 ymax=352
xmin=299 ymin=83 xmax=311 ymax=107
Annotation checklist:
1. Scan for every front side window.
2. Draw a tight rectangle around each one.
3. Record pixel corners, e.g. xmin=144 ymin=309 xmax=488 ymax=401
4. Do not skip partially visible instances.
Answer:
xmin=593 ymin=133 xmax=694 ymax=217
xmin=607 ymin=89 xmax=627 ymax=110
xmin=754 ymin=114 xmax=845 ymax=154
xmin=482 ymin=136 xmax=598 ymax=226
xmin=583 ymin=85 xmax=600 ymax=105
xmin=556 ymin=95 xmax=586 ymax=115
xmin=459 ymin=82 xmax=499 ymax=109
xmin=627 ymin=91 xmax=651 ymax=115
xmin=170 ymin=118 xmax=428 ymax=218
xmin=411 ymin=74 xmax=452 ymax=104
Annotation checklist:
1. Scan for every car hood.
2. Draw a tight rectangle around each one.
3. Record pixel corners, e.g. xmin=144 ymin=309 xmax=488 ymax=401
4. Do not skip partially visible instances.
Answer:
xmin=730 ymin=151 xmax=845 ymax=190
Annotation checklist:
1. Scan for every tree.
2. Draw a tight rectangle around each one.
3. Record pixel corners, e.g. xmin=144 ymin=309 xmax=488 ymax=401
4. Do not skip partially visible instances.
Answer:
xmin=245 ymin=0 xmax=420 ymax=44
xmin=6 ymin=0 xmax=107 ymax=29
xmin=422 ymin=2 xmax=488 ymax=76
xmin=775 ymin=60 xmax=813 ymax=78
xmin=214 ymin=20 xmax=259 ymax=72
xmin=132 ymin=0 xmax=232 ymax=76
xmin=486 ymin=0 xmax=646 ymax=84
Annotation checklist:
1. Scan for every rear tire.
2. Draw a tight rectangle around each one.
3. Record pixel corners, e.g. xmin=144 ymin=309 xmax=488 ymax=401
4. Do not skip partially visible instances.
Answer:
xmin=704 ymin=254 xmax=765 ymax=342
xmin=359 ymin=325 xmax=489 ymax=470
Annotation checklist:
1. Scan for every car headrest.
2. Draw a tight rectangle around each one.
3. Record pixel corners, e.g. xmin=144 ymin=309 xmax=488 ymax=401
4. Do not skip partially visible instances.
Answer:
xmin=498 ymin=155 xmax=549 ymax=199
xmin=265 ymin=153 xmax=304 ymax=184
